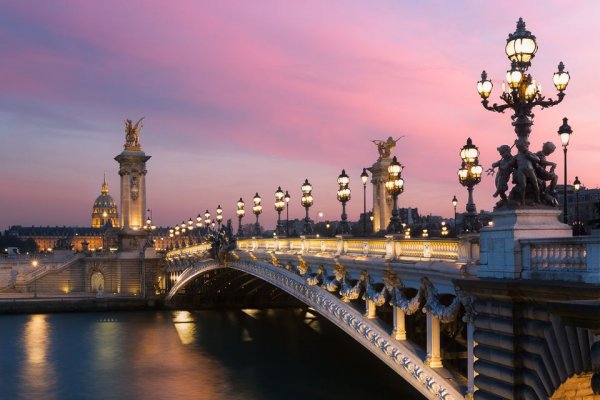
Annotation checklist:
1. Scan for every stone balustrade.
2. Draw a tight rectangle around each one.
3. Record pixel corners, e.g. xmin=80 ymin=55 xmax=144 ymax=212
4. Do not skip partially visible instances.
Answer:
xmin=234 ymin=236 xmax=479 ymax=264
xmin=521 ymin=236 xmax=600 ymax=283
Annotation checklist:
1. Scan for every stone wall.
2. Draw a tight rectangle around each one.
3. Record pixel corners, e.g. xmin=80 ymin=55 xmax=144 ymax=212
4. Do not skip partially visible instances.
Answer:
xmin=26 ymin=256 xmax=162 ymax=297
xmin=456 ymin=279 xmax=598 ymax=400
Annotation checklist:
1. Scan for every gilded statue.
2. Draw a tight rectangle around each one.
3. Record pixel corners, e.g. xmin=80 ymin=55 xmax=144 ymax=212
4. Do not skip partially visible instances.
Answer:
xmin=124 ymin=117 xmax=144 ymax=150
xmin=372 ymin=136 xmax=404 ymax=160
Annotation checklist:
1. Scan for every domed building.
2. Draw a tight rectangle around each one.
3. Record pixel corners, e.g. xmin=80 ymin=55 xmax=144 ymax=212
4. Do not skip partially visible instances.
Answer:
xmin=91 ymin=176 xmax=119 ymax=228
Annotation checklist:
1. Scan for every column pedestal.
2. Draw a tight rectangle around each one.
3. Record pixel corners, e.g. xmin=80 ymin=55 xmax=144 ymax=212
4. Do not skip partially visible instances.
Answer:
xmin=478 ymin=208 xmax=572 ymax=279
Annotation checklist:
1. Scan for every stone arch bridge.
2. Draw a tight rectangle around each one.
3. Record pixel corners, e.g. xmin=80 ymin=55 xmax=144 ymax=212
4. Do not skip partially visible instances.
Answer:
xmin=163 ymin=234 xmax=599 ymax=400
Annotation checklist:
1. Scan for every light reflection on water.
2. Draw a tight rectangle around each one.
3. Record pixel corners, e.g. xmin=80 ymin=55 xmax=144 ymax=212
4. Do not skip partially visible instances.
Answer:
xmin=0 ymin=310 xmax=423 ymax=400
xmin=21 ymin=314 xmax=57 ymax=400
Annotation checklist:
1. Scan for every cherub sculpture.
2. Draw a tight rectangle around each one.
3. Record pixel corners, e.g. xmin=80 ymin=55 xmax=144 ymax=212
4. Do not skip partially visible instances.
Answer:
xmin=487 ymin=144 xmax=514 ymax=207
xmin=535 ymin=142 xmax=559 ymax=205
xmin=512 ymin=138 xmax=541 ymax=205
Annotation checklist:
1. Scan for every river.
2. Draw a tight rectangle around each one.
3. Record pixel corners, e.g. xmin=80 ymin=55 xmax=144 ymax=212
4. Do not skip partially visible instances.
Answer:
xmin=0 ymin=309 xmax=424 ymax=399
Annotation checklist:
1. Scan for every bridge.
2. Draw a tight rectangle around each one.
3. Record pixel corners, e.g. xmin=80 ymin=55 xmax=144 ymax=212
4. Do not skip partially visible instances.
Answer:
xmin=163 ymin=233 xmax=600 ymax=400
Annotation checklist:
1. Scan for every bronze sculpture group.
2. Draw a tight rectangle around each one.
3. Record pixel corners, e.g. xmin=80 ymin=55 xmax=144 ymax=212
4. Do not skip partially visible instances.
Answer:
xmin=487 ymin=139 xmax=558 ymax=209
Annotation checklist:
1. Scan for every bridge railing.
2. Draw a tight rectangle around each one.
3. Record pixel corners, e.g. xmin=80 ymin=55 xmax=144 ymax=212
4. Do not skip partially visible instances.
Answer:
xmin=166 ymin=243 xmax=211 ymax=259
xmin=521 ymin=236 xmax=600 ymax=283
xmin=236 ymin=235 xmax=479 ymax=264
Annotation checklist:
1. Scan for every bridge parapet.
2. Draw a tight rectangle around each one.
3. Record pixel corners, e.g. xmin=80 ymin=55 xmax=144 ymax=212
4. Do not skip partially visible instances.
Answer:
xmin=521 ymin=236 xmax=600 ymax=283
xmin=237 ymin=236 xmax=479 ymax=265
xmin=166 ymin=243 xmax=211 ymax=260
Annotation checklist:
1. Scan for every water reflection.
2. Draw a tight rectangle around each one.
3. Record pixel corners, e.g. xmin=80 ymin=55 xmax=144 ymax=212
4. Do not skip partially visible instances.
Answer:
xmin=21 ymin=314 xmax=57 ymax=400
xmin=172 ymin=310 xmax=197 ymax=345
xmin=130 ymin=312 xmax=235 ymax=400
xmin=0 ymin=310 xmax=424 ymax=400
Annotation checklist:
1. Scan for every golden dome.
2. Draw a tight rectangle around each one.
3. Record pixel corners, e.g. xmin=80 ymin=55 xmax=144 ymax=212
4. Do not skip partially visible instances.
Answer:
xmin=92 ymin=175 xmax=119 ymax=228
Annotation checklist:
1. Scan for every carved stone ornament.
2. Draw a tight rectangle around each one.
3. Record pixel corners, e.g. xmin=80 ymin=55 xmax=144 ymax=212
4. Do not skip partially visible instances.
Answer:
xmin=130 ymin=175 xmax=139 ymax=200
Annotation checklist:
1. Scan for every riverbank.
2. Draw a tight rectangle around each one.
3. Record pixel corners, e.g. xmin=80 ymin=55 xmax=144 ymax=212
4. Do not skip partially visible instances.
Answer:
xmin=0 ymin=295 xmax=162 ymax=314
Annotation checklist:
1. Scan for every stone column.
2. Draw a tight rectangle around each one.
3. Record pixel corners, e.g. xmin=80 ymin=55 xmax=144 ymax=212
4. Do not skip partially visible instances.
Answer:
xmin=365 ymin=299 xmax=377 ymax=319
xmin=115 ymin=123 xmax=151 ymax=252
xmin=426 ymin=313 xmax=443 ymax=368
xmin=392 ymin=306 xmax=407 ymax=340
xmin=115 ymin=152 xmax=150 ymax=232
xmin=368 ymin=159 xmax=392 ymax=233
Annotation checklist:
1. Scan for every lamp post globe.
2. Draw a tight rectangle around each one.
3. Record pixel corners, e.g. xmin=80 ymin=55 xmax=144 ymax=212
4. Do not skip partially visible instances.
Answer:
xmin=252 ymin=193 xmax=263 ymax=236
xmin=558 ymin=117 xmax=573 ymax=223
xmin=360 ymin=168 xmax=369 ymax=235
xmin=274 ymin=187 xmax=286 ymax=236
xmin=452 ymin=195 xmax=458 ymax=234
xmin=236 ymin=198 xmax=245 ymax=237
xmin=216 ymin=205 xmax=223 ymax=230
xmin=31 ymin=260 xmax=39 ymax=298
xmin=204 ymin=210 xmax=211 ymax=231
xmin=337 ymin=169 xmax=351 ymax=235
xmin=385 ymin=156 xmax=404 ymax=234
xmin=301 ymin=179 xmax=314 ymax=235
xmin=573 ymin=176 xmax=582 ymax=236
xmin=458 ymin=138 xmax=482 ymax=232
xmin=284 ymin=190 xmax=290 ymax=236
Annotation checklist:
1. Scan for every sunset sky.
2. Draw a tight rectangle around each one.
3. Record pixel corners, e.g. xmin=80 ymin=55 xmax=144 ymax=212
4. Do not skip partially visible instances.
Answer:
xmin=1 ymin=1 xmax=599 ymax=229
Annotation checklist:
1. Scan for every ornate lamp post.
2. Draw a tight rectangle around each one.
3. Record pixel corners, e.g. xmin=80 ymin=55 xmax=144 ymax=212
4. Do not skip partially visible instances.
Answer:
xmin=477 ymin=18 xmax=570 ymax=209
xmin=204 ymin=210 xmax=211 ymax=232
xmin=31 ymin=260 xmax=38 ymax=298
xmin=216 ymin=205 xmax=223 ymax=230
xmin=301 ymin=179 xmax=314 ymax=235
xmin=574 ymin=176 xmax=582 ymax=235
xmin=458 ymin=138 xmax=483 ymax=232
xmin=144 ymin=212 xmax=156 ymax=232
xmin=187 ymin=217 xmax=194 ymax=239
xmin=196 ymin=214 xmax=203 ymax=229
xmin=236 ymin=198 xmax=245 ymax=237
xmin=284 ymin=191 xmax=290 ymax=236
xmin=180 ymin=221 xmax=187 ymax=245
xmin=361 ymin=168 xmax=369 ymax=234
xmin=252 ymin=193 xmax=262 ymax=236
xmin=274 ymin=187 xmax=286 ymax=235
xmin=452 ymin=195 xmax=458 ymax=234
xmin=558 ymin=118 xmax=573 ymax=223
xmin=337 ymin=169 xmax=351 ymax=235
xmin=385 ymin=156 xmax=404 ymax=233
xmin=441 ymin=221 xmax=449 ymax=237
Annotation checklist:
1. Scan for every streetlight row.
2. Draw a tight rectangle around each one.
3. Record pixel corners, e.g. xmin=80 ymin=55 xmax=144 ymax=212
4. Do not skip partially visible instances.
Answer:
xmin=165 ymin=168 xmax=393 ymax=238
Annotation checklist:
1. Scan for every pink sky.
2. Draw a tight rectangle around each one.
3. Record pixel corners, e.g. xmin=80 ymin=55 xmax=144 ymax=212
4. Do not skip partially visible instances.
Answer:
xmin=1 ymin=1 xmax=599 ymax=229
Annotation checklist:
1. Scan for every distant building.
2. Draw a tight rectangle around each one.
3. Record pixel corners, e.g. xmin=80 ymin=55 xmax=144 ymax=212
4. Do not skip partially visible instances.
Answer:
xmin=3 ymin=175 xmax=174 ymax=252
xmin=556 ymin=184 xmax=600 ymax=229
xmin=5 ymin=225 xmax=106 ymax=252
xmin=91 ymin=176 xmax=119 ymax=228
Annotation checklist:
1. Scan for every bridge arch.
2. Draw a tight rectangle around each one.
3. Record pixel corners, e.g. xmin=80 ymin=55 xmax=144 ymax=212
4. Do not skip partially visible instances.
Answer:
xmin=166 ymin=258 xmax=464 ymax=400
